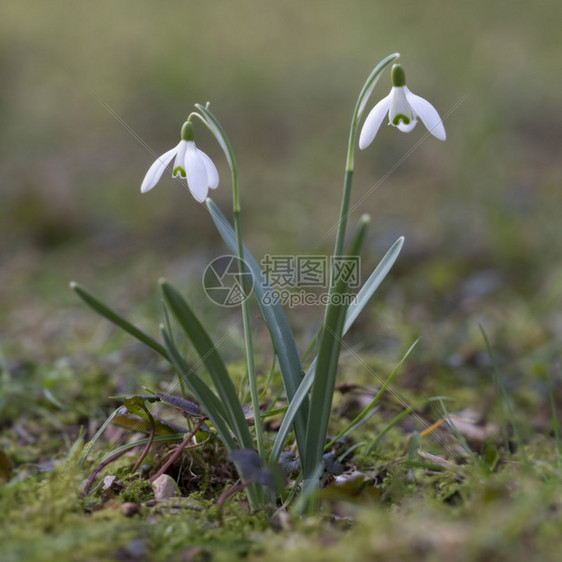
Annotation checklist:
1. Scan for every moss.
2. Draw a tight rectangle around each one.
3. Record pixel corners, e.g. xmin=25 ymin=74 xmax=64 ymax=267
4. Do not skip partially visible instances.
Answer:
xmin=119 ymin=476 xmax=154 ymax=503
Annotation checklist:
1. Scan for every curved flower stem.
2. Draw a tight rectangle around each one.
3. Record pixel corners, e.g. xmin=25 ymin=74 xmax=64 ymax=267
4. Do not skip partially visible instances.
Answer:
xmin=192 ymin=106 xmax=266 ymax=464
xmin=303 ymin=54 xmax=399 ymax=485
xmin=333 ymin=52 xmax=399 ymax=260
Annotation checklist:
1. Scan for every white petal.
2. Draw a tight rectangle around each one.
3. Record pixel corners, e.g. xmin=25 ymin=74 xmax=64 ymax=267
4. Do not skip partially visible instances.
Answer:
xmin=405 ymin=88 xmax=446 ymax=140
xmin=358 ymin=93 xmax=392 ymax=149
xmin=140 ymin=144 xmax=179 ymax=193
xmin=185 ymin=142 xmax=209 ymax=202
xmin=197 ymin=149 xmax=219 ymax=190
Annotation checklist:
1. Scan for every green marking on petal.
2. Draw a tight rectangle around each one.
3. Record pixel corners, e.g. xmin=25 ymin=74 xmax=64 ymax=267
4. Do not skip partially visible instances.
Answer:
xmin=392 ymin=114 xmax=410 ymax=126
xmin=173 ymin=166 xmax=186 ymax=177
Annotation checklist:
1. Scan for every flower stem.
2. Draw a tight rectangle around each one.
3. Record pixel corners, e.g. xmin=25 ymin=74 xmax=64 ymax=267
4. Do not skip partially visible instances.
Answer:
xmin=232 ymin=175 xmax=266 ymax=462
xmin=303 ymin=54 xmax=398 ymax=484
xmin=334 ymin=52 xmax=399 ymax=259
xmin=193 ymin=104 xmax=264 ymax=509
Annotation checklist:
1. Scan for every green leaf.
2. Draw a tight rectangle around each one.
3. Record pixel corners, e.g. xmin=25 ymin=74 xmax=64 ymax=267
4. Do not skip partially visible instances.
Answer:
xmin=70 ymin=282 xmax=169 ymax=360
xmin=159 ymin=325 xmax=237 ymax=451
xmin=80 ymin=407 xmax=122 ymax=466
xmin=270 ymin=237 xmax=403 ymax=461
xmin=270 ymin=367 xmax=314 ymax=462
xmin=344 ymin=236 xmax=404 ymax=333
xmin=112 ymin=407 xmax=184 ymax=435
xmin=160 ymin=279 xmax=253 ymax=450
xmin=303 ymin=215 xmax=369 ymax=479
xmin=365 ymin=396 xmax=452 ymax=454
xmin=324 ymin=339 xmax=418 ymax=449
xmin=123 ymin=395 xmax=149 ymax=417
xmin=206 ymin=198 xmax=308 ymax=453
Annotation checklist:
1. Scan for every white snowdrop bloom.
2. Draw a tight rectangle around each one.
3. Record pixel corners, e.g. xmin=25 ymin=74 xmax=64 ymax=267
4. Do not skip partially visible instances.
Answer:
xmin=359 ymin=63 xmax=446 ymax=149
xmin=141 ymin=121 xmax=219 ymax=202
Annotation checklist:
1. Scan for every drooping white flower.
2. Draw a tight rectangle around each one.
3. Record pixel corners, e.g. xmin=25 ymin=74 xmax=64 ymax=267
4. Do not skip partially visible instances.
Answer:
xmin=140 ymin=121 xmax=219 ymax=202
xmin=359 ymin=63 xmax=446 ymax=149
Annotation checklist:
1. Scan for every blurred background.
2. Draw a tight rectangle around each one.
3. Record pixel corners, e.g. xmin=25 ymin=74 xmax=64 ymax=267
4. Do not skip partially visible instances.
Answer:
xmin=1 ymin=0 xmax=561 ymax=385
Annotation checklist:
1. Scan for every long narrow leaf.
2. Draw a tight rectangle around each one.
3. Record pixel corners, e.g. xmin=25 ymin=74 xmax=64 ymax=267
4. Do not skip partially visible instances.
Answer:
xmin=270 ymin=366 xmax=315 ymax=462
xmin=303 ymin=216 xmax=369 ymax=478
xmin=324 ymin=339 xmax=418 ymax=449
xmin=160 ymin=280 xmax=253 ymax=449
xmin=344 ymin=236 xmax=404 ymax=333
xmin=79 ymin=407 xmax=121 ymax=467
xmin=270 ymin=238 xmax=403 ymax=461
xmin=206 ymin=198 xmax=308 ymax=453
xmin=159 ymin=325 xmax=237 ymax=451
xmin=70 ymin=282 xmax=169 ymax=360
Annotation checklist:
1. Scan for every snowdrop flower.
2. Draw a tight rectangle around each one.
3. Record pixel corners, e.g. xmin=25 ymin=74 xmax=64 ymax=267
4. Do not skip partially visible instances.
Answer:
xmin=359 ymin=63 xmax=446 ymax=149
xmin=140 ymin=121 xmax=219 ymax=202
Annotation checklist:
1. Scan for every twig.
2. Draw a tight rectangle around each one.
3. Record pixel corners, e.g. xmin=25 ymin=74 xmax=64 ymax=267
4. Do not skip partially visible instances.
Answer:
xmin=148 ymin=418 xmax=206 ymax=483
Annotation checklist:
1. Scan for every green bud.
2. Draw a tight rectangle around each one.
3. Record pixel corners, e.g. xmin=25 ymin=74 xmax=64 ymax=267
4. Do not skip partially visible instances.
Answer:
xmin=180 ymin=121 xmax=194 ymax=142
xmin=391 ymin=63 xmax=406 ymax=87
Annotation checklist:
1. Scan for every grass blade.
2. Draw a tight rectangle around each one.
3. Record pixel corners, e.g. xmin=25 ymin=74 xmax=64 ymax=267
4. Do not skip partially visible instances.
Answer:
xmin=324 ymin=339 xmax=418 ymax=449
xmin=479 ymin=325 xmax=524 ymax=457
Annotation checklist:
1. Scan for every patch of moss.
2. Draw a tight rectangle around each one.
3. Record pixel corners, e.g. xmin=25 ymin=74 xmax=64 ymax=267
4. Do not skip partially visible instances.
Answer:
xmin=119 ymin=476 xmax=154 ymax=503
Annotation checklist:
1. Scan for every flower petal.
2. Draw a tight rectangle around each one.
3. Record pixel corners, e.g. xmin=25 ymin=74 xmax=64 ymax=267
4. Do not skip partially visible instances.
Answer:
xmin=140 ymin=144 xmax=180 ymax=193
xmin=197 ymin=149 xmax=219 ymax=190
xmin=185 ymin=142 xmax=209 ymax=202
xmin=359 ymin=93 xmax=392 ymax=149
xmin=405 ymin=88 xmax=446 ymax=140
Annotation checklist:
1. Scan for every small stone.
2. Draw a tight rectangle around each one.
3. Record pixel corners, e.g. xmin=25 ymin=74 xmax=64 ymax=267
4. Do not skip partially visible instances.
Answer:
xmin=121 ymin=502 xmax=140 ymax=517
xmin=151 ymin=474 xmax=180 ymax=500
xmin=270 ymin=507 xmax=291 ymax=532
